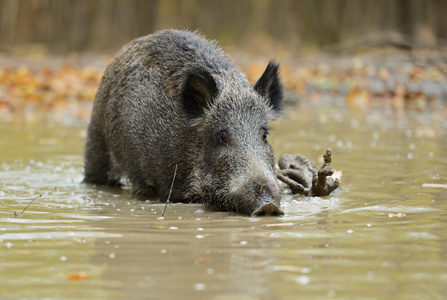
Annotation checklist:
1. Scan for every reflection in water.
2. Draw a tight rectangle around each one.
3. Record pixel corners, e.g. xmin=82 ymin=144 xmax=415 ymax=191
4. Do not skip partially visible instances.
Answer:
xmin=0 ymin=109 xmax=446 ymax=299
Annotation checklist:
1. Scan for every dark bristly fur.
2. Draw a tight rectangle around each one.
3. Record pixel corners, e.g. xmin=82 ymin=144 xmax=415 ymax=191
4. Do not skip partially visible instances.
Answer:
xmin=83 ymin=30 xmax=284 ymax=215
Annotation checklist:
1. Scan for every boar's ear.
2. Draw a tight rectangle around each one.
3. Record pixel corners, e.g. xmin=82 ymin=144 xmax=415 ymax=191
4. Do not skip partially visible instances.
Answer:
xmin=254 ymin=61 xmax=284 ymax=113
xmin=181 ymin=69 xmax=218 ymax=119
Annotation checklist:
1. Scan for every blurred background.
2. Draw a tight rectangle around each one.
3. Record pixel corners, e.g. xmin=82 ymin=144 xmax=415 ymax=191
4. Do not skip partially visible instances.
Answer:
xmin=0 ymin=0 xmax=446 ymax=122
xmin=1 ymin=0 xmax=446 ymax=54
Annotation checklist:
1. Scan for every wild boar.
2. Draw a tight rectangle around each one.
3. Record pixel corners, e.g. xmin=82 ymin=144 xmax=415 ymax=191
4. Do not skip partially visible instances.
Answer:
xmin=84 ymin=30 xmax=284 ymax=216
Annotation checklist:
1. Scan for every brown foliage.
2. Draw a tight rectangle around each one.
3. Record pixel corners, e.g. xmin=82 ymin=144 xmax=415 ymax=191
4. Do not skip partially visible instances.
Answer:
xmin=1 ymin=48 xmax=446 ymax=123
xmin=0 ymin=63 xmax=102 ymax=122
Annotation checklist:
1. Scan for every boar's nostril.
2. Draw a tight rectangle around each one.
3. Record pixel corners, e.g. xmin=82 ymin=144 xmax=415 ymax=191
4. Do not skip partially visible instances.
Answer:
xmin=251 ymin=195 xmax=284 ymax=216
xmin=251 ymin=202 xmax=284 ymax=216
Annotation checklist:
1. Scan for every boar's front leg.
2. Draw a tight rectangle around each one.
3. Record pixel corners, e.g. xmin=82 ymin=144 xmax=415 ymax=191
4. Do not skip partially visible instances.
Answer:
xmin=83 ymin=123 xmax=121 ymax=187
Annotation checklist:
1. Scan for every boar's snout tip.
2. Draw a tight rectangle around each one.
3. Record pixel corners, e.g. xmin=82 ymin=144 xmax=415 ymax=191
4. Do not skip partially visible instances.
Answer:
xmin=251 ymin=195 xmax=284 ymax=216
xmin=251 ymin=202 xmax=284 ymax=216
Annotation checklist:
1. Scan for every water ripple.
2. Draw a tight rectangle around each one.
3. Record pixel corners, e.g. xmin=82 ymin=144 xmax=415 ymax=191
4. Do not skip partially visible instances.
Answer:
xmin=0 ymin=231 xmax=122 ymax=241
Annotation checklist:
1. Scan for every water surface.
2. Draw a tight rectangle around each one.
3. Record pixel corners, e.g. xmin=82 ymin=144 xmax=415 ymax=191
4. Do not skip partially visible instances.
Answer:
xmin=1 ymin=108 xmax=446 ymax=299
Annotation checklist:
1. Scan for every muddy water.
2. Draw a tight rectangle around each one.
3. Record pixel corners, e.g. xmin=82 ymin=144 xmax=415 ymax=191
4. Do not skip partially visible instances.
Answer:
xmin=1 ymin=108 xmax=446 ymax=300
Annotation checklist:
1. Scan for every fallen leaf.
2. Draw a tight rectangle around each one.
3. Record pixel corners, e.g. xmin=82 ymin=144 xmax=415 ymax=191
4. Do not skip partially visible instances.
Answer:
xmin=67 ymin=272 xmax=90 ymax=280
xmin=194 ymin=257 xmax=212 ymax=264
xmin=152 ymin=225 xmax=168 ymax=229
xmin=388 ymin=212 xmax=406 ymax=218
xmin=73 ymin=237 xmax=86 ymax=244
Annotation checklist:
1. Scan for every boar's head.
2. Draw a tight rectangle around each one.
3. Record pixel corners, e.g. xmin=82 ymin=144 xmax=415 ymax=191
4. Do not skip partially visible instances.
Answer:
xmin=181 ymin=62 xmax=284 ymax=216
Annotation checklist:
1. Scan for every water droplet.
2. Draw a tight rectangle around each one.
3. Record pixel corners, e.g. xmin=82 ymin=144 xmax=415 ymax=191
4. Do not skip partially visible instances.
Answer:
xmin=240 ymin=241 xmax=248 ymax=245
xmin=301 ymin=267 xmax=312 ymax=274
xmin=347 ymin=229 xmax=354 ymax=234
xmin=292 ymin=275 xmax=310 ymax=286
xmin=194 ymin=208 xmax=205 ymax=215
xmin=194 ymin=283 xmax=206 ymax=291
xmin=60 ymin=256 xmax=67 ymax=261
xmin=160 ymin=249 xmax=167 ymax=254
xmin=195 ymin=235 xmax=205 ymax=239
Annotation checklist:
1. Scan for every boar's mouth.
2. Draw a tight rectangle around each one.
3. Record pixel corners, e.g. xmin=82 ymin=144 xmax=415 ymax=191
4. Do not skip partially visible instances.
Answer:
xmin=251 ymin=195 xmax=284 ymax=216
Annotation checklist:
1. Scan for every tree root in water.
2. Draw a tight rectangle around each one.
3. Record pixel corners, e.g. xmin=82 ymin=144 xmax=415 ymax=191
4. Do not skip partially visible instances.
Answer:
xmin=277 ymin=149 xmax=341 ymax=196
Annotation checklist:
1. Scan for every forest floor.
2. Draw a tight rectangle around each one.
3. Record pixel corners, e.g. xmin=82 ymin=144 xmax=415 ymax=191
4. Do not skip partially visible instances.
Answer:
xmin=1 ymin=47 xmax=446 ymax=124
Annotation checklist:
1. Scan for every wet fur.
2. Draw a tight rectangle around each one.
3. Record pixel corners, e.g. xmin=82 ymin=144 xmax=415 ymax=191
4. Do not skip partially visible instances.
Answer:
xmin=83 ymin=30 xmax=284 ymax=215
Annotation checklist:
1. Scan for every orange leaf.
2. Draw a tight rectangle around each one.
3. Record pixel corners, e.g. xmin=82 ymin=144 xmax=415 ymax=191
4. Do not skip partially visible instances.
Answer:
xmin=194 ymin=257 xmax=212 ymax=264
xmin=388 ymin=212 xmax=406 ymax=218
xmin=67 ymin=272 xmax=90 ymax=280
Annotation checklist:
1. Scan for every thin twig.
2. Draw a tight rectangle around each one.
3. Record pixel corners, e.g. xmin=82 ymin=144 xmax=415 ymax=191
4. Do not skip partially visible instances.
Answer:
xmin=19 ymin=194 xmax=43 ymax=215
xmin=161 ymin=164 xmax=178 ymax=217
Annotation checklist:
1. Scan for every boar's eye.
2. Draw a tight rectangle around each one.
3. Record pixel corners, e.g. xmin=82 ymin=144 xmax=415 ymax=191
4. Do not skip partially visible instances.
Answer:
xmin=261 ymin=127 xmax=269 ymax=142
xmin=215 ymin=131 xmax=228 ymax=144
xmin=218 ymin=134 xmax=228 ymax=143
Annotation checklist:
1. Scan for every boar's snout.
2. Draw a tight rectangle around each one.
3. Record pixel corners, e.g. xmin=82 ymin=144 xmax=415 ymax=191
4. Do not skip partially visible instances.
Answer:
xmin=251 ymin=194 xmax=284 ymax=216
xmin=225 ymin=174 xmax=283 ymax=216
